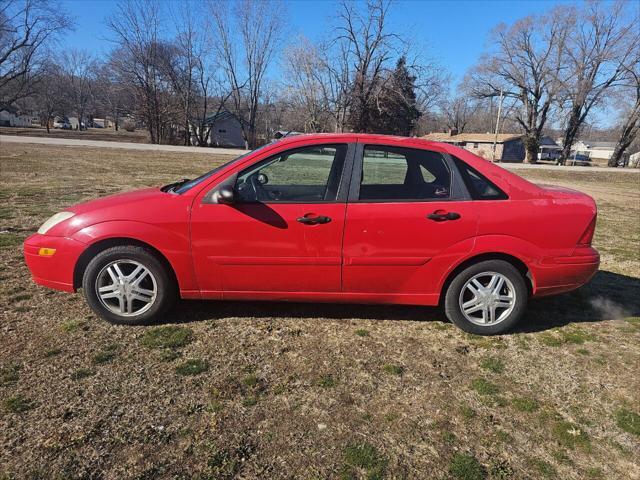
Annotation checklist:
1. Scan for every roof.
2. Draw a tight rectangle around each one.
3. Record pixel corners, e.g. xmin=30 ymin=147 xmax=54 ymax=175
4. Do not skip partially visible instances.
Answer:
xmin=421 ymin=132 xmax=523 ymax=143
xmin=203 ymin=110 xmax=238 ymax=125
xmin=0 ymin=105 xmax=19 ymax=114
xmin=262 ymin=133 xmax=439 ymax=151
xmin=585 ymin=141 xmax=616 ymax=150
xmin=539 ymin=136 xmax=560 ymax=147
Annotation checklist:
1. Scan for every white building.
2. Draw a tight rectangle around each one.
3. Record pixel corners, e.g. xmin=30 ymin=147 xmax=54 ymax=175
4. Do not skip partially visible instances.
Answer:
xmin=192 ymin=111 xmax=245 ymax=148
xmin=0 ymin=107 xmax=34 ymax=127
xmin=569 ymin=140 xmax=617 ymax=163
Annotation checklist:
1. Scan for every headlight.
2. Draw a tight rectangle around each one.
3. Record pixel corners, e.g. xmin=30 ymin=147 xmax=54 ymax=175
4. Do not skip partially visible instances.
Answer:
xmin=38 ymin=212 xmax=75 ymax=234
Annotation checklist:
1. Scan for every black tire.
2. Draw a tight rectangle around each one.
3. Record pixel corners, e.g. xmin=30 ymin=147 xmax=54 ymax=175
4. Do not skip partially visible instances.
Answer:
xmin=444 ymin=259 xmax=528 ymax=335
xmin=82 ymin=245 xmax=177 ymax=325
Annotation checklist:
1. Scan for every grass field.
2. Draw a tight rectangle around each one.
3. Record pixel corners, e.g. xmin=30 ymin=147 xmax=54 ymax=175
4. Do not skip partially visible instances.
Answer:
xmin=0 ymin=126 xmax=150 ymax=144
xmin=1 ymin=143 xmax=639 ymax=480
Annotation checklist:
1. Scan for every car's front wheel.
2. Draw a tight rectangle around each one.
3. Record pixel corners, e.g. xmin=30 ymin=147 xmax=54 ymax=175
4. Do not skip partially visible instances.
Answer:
xmin=444 ymin=260 xmax=528 ymax=335
xmin=82 ymin=245 xmax=176 ymax=325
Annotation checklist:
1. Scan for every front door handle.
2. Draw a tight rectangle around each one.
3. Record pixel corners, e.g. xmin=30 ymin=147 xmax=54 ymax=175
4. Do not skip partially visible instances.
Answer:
xmin=297 ymin=215 xmax=332 ymax=225
xmin=427 ymin=211 xmax=461 ymax=221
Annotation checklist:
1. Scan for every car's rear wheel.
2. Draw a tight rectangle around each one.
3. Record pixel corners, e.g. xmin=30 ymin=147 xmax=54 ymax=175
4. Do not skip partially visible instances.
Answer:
xmin=444 ymin=260 xmax=527 ymax=335
xmin=82 ymin=245 xmax=176 ymax=325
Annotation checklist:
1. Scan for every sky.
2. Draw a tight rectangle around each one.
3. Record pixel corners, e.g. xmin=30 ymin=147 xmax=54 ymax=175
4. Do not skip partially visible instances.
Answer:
xmin=60 ymin=0 xmax=574 ymax=81
xmin=59 ymin=0 xmax=616 ymax=126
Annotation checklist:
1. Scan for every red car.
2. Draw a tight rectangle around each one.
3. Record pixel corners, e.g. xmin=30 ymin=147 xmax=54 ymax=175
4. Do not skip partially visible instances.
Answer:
xmin=24 ymin=134 xmax=599 ymax=334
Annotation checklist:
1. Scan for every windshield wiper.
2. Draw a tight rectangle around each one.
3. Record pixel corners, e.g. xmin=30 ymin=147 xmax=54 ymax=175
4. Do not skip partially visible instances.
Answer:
xmin=161 ymin=178 xmax=191 ymax=193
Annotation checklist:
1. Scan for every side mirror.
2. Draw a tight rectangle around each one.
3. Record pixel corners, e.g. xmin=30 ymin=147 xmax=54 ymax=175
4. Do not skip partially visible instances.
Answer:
xmin=213 ymin=185 xmax=235 ymax=204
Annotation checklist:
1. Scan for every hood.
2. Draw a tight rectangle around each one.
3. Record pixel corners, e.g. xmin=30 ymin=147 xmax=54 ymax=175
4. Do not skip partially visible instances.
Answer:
xmin=68 ymin=187 xmax=163 ymax=215
xmin=44 ymin=187 xmax=189 ymax=237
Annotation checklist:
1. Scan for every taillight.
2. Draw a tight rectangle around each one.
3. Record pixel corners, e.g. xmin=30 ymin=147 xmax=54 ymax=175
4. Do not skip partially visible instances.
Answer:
xmin=577 ymin=216 xmax=597 ymax=246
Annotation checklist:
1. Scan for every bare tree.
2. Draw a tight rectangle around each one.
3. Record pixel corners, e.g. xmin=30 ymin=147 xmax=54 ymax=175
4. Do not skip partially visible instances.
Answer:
xmin=287 ymin=35 xmax=353 ymax=133
xmin=209 ymin=0 xmax=282 ymax=148
xmin=557 ymin=1 xmax=639 ymax=163
xmin=469 ymin=7 xmax=572 ymax=162
xmin=165 ymin=2 xmax=232 ymax=147
xmin=35 ymin=58 xmax=66 ymax=132
xmin=440 ymin=96 xmax=478 ymax=133
xmin=610 ymin=61 xmax=640 ymax=166
xmin=60 ymin=49 xmax=96 ymax=130
xmin=308 ymin=0 xmax=446 ymax=134
xmin=107 ymin=0 xmax=178 ymax=144
xmin=337 ymin=0 xmax=398 ymax=132
xmin=0 ymin=0 xmax=72 ymax=109
xmin=95 ymin=61 xmax=130 ymax=131
xmin=283 ymin=38 xmax=334 ymax=132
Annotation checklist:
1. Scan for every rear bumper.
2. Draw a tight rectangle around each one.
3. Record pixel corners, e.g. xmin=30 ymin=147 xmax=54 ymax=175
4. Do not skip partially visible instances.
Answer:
xmin=533 ymin=247 xmax=599 ymax=297
xmin=23 ymin=234 xmax=86 ymax=292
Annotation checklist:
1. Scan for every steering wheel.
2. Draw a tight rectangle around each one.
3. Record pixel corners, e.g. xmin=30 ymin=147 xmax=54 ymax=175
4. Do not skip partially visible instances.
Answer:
xmin=248 ymin=172 xmax=270 ymax=201
xmin=249 ymin=174 xmax=262 ymax=201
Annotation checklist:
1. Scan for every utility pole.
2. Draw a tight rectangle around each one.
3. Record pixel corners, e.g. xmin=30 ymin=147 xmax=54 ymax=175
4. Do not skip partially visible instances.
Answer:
xmin=492 ymin=89 xmax=504 ymax=162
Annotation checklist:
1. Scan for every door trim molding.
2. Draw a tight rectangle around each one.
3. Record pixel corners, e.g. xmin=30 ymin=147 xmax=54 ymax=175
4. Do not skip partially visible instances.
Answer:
xmin=207 ymin=256 xmax=342 ymax=266
xmin=344 ymin=256 xmax=431 ymax=266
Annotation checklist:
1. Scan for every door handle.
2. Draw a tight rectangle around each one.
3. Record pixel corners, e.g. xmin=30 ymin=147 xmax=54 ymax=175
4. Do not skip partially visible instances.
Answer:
xmin=297 ymin=215 xmax=332 ymax=225
xmin=427 ymin=211 xmax=461 ymax=221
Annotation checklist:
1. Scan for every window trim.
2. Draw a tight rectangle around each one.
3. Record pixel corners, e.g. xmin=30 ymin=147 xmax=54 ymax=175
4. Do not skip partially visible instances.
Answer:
xmin=348 ymin=143 xmax=470 ymax=203
xmin=207 ymin=143 xmax=356 ymax=205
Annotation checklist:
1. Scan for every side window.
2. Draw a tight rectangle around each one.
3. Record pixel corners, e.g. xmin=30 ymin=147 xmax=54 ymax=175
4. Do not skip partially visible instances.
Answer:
xmin=362 ymin=150 xmax=408 ymax=185
xmin=358 ymin=146 xmax=451 ymax=201
xmin=234 ymin=144 xmax=347 ymax=203
xmin=453 ymin=156 xmax=508 ymax=200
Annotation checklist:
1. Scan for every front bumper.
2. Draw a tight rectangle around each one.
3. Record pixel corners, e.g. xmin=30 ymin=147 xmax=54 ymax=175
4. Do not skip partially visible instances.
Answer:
xmin=533 ymin=246 xmax=600 ymax=297
xmin=23 ymin=234 xmax=86 ymax=292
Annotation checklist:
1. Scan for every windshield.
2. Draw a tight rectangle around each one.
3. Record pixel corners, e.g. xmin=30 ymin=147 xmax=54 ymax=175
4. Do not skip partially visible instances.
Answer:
xmin=174 ymin=144 xmax=271 ymax=194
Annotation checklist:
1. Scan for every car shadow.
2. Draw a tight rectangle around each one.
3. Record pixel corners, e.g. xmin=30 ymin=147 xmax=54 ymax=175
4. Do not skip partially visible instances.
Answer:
xmin=162 ymin=270 xmax=640 ymax=334
xmin=516 ymin=269 xmax=640 ymax=333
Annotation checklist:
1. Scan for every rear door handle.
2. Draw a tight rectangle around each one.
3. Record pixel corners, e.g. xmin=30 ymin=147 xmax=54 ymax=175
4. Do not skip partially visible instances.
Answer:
xmin=427 ymin=211 xmax=461 ymax=221
xmin=297 ymin=215 xmax=332 ymax=225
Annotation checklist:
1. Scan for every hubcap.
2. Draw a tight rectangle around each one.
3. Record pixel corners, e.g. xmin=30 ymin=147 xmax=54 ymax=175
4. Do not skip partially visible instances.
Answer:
xmin=459 ymin=272 xmax=516 ymax=326
xmin=95 ymin=260 xmax=157 ymax=317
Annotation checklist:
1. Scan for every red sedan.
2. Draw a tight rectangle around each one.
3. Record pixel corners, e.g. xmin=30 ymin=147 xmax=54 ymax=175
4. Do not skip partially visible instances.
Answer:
xmin=24 ymin=134 xmax=599 ymax=334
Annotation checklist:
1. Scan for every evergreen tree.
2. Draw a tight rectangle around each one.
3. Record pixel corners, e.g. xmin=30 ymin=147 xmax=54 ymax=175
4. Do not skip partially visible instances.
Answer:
xmin=372 ymin=57 xmax=422 ymax=135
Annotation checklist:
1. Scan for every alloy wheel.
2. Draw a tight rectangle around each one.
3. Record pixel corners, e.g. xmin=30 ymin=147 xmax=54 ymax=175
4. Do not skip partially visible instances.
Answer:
xmin=95 ymin=260 xmax=158 ymax=317
xmin=458 ymin=271 xmax=516 ymax=326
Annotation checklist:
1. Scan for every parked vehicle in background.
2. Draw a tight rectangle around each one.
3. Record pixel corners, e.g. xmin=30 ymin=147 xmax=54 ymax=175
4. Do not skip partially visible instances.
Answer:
xmin=53 ymin=120 xmax=71 ymax=129
xmin=23 ymin=134 xmax=599 ymax=335
xmin=537 ymin=146 xmax=561 ymax=162
xmin=559 ymin=152 xmax=591 ymax=166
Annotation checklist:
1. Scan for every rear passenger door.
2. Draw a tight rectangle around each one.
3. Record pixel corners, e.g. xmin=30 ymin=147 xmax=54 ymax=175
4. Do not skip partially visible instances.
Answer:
xmin=342 ymin=143 xmax=479 ymax=302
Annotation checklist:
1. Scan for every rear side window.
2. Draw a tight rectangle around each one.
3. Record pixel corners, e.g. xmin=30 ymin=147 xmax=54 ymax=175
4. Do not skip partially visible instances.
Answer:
xmin=359 ymin=146 xmax=451 ymax=201
xmin=453 ymin=157 xmax=508 ymax=200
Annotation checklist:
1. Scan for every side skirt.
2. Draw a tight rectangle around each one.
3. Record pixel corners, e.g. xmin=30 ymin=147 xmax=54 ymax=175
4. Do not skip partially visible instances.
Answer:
xmin=191 ymin=290 xmax=440 ymax=307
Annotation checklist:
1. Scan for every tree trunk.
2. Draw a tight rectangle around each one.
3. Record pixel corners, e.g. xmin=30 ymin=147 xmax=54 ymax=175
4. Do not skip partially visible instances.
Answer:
xmin=609 ymin=105 xmax=639 ymax=167
xmin=523 ymin=136 xmax=539 ymax=164
xmin=559 ymin=106 xmax=583 ymax=165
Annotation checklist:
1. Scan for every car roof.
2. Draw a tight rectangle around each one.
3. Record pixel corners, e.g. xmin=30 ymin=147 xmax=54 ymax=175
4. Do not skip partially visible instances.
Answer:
xmin=273 ymin=132 xmax=443 ymax=149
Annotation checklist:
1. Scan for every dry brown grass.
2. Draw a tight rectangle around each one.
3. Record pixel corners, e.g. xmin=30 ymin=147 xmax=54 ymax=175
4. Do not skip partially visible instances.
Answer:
xmin=1 ymin=126 xmax=150 ymax=143
xmin=0 ymin=143 xmax=639 ymax=479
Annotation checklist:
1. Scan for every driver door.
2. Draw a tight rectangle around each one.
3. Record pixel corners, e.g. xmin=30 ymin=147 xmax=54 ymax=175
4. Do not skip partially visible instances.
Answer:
xmin=190 ymin=143 xmax=353 ymax=296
